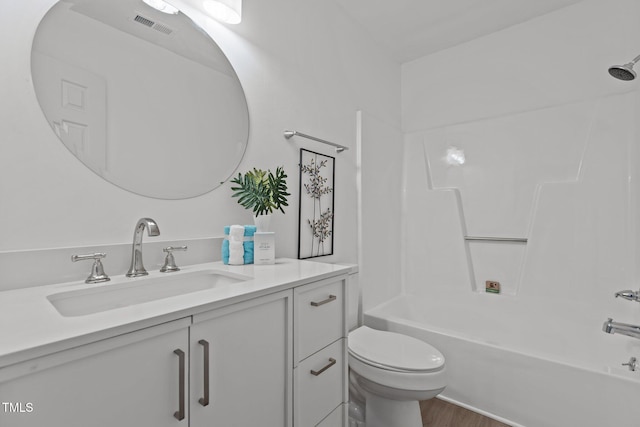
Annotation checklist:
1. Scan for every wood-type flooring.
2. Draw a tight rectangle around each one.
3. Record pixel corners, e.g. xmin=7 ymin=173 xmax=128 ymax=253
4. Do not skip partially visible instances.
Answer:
xmin=421 ymin=399 xmax=511 ymax=427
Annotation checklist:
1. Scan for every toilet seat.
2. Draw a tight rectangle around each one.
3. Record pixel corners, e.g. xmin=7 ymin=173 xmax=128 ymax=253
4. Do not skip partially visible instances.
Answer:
xmin=348 ymin=326 xmax=444 ymax=373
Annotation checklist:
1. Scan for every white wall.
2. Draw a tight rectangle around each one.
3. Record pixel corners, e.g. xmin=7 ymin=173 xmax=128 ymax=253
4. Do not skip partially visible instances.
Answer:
xmin=0 ymin=0 xmax=400 ymax=288
xmin=400 ymin=0 xmax=640 ymax=347
xmin=402 ymin=0 xmax=640 ymax=132
xmin=357 ymin=111 xmax=403 ymax=313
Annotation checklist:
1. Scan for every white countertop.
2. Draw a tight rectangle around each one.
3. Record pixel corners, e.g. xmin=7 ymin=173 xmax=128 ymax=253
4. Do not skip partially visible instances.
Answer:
xmin=0 ymin=258 xmax=350 ymax=368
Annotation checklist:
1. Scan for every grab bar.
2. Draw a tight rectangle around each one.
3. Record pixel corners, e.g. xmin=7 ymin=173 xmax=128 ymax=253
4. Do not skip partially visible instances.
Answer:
xmin=284 ymin=130 xmax=348 ymax=153
xmin=464 ymin=236 xmax=528 ymax=243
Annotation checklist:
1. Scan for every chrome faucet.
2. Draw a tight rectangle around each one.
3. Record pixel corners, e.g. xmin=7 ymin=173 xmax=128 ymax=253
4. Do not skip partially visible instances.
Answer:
xmin=603 ymin=318 xmax=640 ymax=340
xmin=126 ymin=218 xmax=160 ymax=277
xmin=614 ymin=289 xmax=640 ymax=302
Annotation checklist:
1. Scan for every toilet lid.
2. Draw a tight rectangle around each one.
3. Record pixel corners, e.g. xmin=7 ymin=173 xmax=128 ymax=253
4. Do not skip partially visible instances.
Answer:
xmin=348 ymin=326 xmax=444 ymax=372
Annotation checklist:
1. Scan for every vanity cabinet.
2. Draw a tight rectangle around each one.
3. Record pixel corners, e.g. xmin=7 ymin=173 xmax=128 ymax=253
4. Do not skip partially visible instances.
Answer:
xmin=189 ymin=290 xmax=292 ymax=427
xmin=0 ymin=268 xmax=348 ymax=427
xmin=294 ymin=277 xmax=348 ymax=426
xmin=0 ymin=318 xmax=191 ymax=427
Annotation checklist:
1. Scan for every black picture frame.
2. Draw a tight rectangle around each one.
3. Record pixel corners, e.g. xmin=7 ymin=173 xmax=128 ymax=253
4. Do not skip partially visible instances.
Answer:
xmin=298 ymin=149 xmax=335 ymax=259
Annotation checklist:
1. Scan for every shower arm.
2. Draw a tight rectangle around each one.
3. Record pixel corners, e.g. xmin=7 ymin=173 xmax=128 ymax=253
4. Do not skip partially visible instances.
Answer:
xmin=628 ymin=54 xmax=640 ymax=65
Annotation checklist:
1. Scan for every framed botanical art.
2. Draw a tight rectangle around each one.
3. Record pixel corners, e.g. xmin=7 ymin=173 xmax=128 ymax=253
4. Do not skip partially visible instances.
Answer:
xmin=298 ymin=149 xmax=335 ymax=259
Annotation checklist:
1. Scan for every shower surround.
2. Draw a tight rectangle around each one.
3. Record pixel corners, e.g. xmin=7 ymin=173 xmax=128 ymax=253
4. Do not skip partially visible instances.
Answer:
xmin=380 ymin=1 xmax=640 ymax=424
xmin=395 ymin=91 xmax=640 ymax=426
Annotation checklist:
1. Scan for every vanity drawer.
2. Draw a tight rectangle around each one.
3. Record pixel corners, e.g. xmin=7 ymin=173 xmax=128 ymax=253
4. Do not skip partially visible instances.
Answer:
xmin=294 ymin=339 xmax=346 ymax=427
xmin=295 ymin=278 xmax=345 ymax=362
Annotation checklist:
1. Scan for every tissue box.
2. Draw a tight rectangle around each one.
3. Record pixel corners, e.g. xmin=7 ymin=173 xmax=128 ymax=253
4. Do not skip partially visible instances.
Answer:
xmin=222 ymin=225 xmax=256 ymax=265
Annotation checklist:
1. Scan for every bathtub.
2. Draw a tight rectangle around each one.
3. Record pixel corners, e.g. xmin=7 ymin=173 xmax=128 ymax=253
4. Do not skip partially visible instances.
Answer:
xmin=364 ymin=294 xmax=640 ymax=427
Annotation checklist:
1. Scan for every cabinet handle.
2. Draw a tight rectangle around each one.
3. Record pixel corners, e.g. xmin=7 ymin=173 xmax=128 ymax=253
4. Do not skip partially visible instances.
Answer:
xmin=310 ymin=294 xmax=337 ymax=307
xmin=198 ymin=339 xmax=210 ymax=407
xmin=173 ymin=349 xmax=186 ymax=421
xmin=310 ymin=358 xmax=337 ymax=376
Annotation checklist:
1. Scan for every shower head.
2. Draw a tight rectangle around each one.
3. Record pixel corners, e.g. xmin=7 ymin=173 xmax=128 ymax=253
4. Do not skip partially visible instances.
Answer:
xmin=609 ymin=54 xmax=640 ymax=81
xmin=609 ymin=63 xmax=637 ymax=81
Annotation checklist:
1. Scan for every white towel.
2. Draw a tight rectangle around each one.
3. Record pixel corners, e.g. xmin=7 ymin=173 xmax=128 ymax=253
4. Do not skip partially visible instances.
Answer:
xmin=228 ymin=241 xmax=244 ymax=265
xmin=228 ymin=225 xmax=245 ymax=265
xmin=229 ymin=225 xmax=245 ymax=242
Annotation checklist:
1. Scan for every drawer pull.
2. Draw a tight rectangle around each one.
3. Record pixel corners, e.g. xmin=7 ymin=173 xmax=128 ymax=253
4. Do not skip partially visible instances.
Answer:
xmin=198 ymin=339 xmax=210 ymax=407
xmin=173 ymin=349 xmax=186 ymax=421
xmin=310 ymin=294 xmax=337 ymax=307
xmin=310 ymin=358 xmax=337 ymax=376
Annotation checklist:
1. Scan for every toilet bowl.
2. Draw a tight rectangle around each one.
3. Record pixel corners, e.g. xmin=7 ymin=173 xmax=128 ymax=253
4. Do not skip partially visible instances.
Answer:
xmin=348 ymin=326 xmax=447 ymax=427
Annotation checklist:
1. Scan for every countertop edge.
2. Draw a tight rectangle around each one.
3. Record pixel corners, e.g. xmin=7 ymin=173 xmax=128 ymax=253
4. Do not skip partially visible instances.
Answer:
xmin=0 ymin=259 xmax=351 ymax=368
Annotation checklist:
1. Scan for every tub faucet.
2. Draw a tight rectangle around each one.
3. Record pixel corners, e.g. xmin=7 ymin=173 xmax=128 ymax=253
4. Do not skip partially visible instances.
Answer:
xmin=614 ymin=290 xmax=640 ymax=302
xmin=603 ymin=318 xmax=640 ymax=340
xmin=126 ymin=218 xmax=160 ymax=277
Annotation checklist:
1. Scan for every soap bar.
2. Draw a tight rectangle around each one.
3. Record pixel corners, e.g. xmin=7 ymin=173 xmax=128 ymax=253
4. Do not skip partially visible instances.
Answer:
xmin=254 ymin=232 xmax=275 ymax=265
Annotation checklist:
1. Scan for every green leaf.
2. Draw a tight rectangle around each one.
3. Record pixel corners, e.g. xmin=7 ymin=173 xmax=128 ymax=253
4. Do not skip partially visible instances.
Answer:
xmin=230 ymin=166 xmax=289 ymax=215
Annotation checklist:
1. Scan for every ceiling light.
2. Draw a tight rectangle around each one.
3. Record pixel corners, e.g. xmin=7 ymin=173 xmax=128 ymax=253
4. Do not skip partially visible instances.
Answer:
xmin=202 ymin=0 xmax=242 ymax=24
xmin=142 ymin=0 xmax=179 ymax=14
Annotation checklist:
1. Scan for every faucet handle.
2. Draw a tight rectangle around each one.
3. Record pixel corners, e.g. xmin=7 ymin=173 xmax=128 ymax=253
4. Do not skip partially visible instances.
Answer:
xmin=160 ymin=246 xmax=188 ymax=273
xmin=614 ymin=290 xmax=640 ymax=302
xmin=622 ymin=357 xmax=638 ymax=371
xmin=71 ymin=253 xmax=110 ymax=284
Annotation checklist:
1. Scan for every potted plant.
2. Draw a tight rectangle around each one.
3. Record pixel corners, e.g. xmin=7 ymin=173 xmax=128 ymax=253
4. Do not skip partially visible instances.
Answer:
xmin=230 ymin=166 xmax=290 ymax=231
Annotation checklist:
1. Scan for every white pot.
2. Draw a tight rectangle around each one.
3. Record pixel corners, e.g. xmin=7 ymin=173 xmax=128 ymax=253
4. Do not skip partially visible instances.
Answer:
xmin=254 ymin=214 xmax=272 ymax=232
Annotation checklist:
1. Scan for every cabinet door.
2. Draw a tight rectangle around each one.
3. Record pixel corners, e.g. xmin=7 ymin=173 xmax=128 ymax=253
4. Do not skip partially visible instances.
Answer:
xmin=190 ymin=290 xmax=292 ymax=427
xmin=0 ymin=318 xmax=190 ymax=427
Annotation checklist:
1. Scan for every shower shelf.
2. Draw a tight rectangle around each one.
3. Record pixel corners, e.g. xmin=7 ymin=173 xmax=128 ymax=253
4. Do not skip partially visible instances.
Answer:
xmin=464 ymin=236 xmax=528 ymax=243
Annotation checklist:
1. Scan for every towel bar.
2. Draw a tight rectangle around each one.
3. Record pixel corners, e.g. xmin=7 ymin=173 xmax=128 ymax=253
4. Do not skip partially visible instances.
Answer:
xmin=284 ymin=130 xmax=348 ymax=153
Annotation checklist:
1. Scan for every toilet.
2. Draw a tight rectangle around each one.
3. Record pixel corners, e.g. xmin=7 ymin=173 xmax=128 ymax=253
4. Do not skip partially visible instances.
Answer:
xmin=348 ymin=326 xmax=447 ymax=427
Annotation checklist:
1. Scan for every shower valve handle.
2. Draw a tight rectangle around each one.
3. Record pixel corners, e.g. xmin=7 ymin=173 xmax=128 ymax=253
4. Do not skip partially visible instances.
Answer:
xmin=622 ymin=357 xmax=637 ymax=371
xmin=614 ymin=290 xmax=640 ymax=302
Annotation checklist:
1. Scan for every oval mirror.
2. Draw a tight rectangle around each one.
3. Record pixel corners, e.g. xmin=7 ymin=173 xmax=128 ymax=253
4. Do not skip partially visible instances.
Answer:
xmin=31 ymin=0 xmax=249 ymax=199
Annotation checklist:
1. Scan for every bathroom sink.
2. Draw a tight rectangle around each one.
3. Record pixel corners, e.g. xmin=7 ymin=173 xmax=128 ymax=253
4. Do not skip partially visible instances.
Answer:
xmin=47 ymin=270 xmax=251 ymax=317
